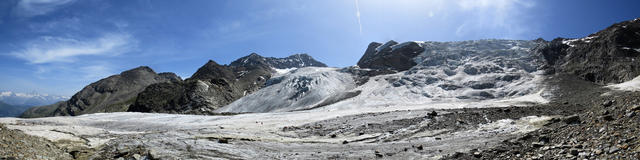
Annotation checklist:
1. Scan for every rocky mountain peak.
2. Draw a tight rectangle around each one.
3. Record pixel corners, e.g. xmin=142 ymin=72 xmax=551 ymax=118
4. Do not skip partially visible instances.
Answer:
xmin=229 ymin=53 xmax=269 ymax=68
xmin=21 ymin=66 xmax=182 ymax=117
xmin=357 ymin=40 xmax=424 ymax=71
xmin=120 ymin=66 xmax=158 ymax=80
xmin=190 ymin=60 xmax=234 ymax=81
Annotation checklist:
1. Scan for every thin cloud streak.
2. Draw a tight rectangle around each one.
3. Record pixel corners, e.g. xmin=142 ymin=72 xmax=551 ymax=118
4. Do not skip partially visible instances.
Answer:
xmin=13 ymin=0 xmax=76 ymax=17
xmin=355 ymin=0 xmax=362 ymax=35
xmin=11 ymin=33 xmax=135 ymax=64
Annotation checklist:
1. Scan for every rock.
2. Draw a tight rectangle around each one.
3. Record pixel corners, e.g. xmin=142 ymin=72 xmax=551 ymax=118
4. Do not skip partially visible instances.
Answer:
xmin=569 ymin=149 xmax=579 ymax=156
xmin=535 ymin=18 xmax=640 ymax=84
xmin=132 ymin=154 xmax=141 ymax=160
xmin=417 ymin=145 xmax=424 ymax=150
xmin=532 ymin=142 xmax=544 ymax=148
xmin=594 ymin=149 xmax=603 ymax=155
xmin=602 ymin=100 xmax=614 ymax=107
xmin=539 ymin=136 xmax=550 ymax=143
xmin=374 ymin=150 xmax=383 ymax=158
xmin=428 ymin=111 xmax=438 ymax=117
xmin=626 ymin=112 xmax=636 ymax=118
xmin=602 ymin=115 xmax=615 ymax=121
xmin=578 ymin=152 xmax=589 ymax=157
xmin=218 ymin=138 xmax=229 ymax=144
xmin=563 ymin=115 xmax=581 ymax=124
xmin=609 ymin=146 xmax=620 ymax=154
xmin=357 ymin=41 xmax=424 ymax=71
xmin=342 ymin=140 xmax=349 ymax=144
xmin=473 ymin=152 xmax=482 ymax=158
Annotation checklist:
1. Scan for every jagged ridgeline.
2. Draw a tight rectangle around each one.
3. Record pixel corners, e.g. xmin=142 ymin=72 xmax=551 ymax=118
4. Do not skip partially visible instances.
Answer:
xmin=21 ymin=54 xmax=326 ymax=117
xmin=20 ymin=18 xmax=640 ymax=117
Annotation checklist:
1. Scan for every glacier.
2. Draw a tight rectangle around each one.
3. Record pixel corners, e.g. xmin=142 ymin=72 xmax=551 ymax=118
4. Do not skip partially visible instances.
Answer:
xmin=218 ymin=39 xmax=549 ymax=113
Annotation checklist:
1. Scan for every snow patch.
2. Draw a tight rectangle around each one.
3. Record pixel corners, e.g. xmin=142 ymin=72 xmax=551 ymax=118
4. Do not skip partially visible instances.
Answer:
xmin=391 ymin=41 xmax=424 ymax=52
xmin=273 ymin=67 xmax=297 ymax=75
xmin=607 ymin=75 xmax=640 ymax=91
xmin=375 ymin=41 xmax=397 ymax=52
xmin=562 ymin=36 xmax=597 ymax=47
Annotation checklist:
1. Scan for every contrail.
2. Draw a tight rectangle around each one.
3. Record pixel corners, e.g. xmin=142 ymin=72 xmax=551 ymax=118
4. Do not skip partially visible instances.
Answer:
xmin=355 ymin=0 xmax=362 ymax=35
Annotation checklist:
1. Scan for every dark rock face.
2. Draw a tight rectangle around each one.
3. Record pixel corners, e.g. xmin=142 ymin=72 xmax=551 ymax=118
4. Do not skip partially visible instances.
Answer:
xmin=535 ymin=18 xmax=640 ymax=84
xmin=21 ymin=66 xmax=181 ymax=118
xmin=357 ymin=41 xmax=425 ymax=71
xmin=129 ymin=53 xmax=327 ymax=114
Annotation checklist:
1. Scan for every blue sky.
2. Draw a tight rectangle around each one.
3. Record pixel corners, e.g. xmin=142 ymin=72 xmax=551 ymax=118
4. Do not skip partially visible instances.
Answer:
xmin=0 ymin=0 xmax=638 ymax=96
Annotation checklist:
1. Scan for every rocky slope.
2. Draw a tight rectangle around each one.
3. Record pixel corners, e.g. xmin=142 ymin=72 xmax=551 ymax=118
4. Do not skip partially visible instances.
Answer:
xmin=0 ymin=101 xmax=30 ymax=117
xmin=535 ymin=18 xmax=640 ymax=84
xmin=128 ymin=53 xmax=327 ymax=114
xmin=21 ymin=66 xmax=181 ymax=118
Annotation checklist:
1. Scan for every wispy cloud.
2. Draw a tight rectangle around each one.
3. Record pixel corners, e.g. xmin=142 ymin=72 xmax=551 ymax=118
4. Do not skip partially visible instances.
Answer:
xmin=354 ymin=0 xmax=363 ymax=35
xmin=13 ymin=0 xmax=76 ymax=17
xmin=11 ymin=33 xmax=136 ymax=64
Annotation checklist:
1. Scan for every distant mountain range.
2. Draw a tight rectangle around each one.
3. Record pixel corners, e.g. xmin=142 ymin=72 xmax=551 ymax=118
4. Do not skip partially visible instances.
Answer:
xmin=0 ymin=91 xmax=69 ymax=106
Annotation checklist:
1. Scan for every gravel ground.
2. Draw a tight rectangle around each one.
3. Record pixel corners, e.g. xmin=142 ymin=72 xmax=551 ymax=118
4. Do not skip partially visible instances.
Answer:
xmin=444 ymin=75 xmax=640 ymax=159
xmin=0 ymin=124 xmax=73 ymax=160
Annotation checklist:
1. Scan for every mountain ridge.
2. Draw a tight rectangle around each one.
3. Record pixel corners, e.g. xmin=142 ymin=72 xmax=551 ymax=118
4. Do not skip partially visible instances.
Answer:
xmin=21 ymin=66 xmax=182 ymax=118
xmin=20 ymin=53 xmax=328 ymax=117
xmin=129 ymin=53 xmax=327 ymax=114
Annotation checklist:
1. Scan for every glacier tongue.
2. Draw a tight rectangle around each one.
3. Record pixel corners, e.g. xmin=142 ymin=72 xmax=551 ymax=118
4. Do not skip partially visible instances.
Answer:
xmin=216 ymin=67 xmax=356 ymax=113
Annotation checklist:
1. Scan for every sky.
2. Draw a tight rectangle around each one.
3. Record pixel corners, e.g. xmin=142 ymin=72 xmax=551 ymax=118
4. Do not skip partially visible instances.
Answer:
xmin=0 ymin=0 xmax=638 ymax=96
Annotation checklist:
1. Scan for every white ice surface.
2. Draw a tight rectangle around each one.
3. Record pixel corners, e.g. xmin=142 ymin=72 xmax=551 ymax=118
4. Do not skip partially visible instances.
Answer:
xmin=218 ymin=67 xmax=356 ymax=113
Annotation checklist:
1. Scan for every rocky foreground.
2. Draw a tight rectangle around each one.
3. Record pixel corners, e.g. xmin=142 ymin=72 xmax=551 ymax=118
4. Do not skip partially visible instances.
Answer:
xmin=446 ymin=75 xmax=640 ymax=159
